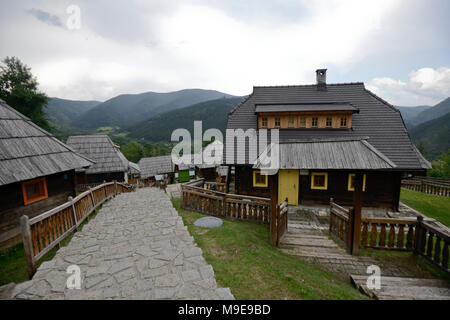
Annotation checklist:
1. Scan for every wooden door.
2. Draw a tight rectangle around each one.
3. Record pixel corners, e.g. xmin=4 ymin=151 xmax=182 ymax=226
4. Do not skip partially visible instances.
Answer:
xmin=278 ymin=170 xmax=299 ymax=205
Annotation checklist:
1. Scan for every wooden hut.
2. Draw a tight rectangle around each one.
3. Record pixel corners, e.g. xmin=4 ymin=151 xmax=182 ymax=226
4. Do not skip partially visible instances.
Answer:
xmin=195 ymin=141 xmax=223 ymax=181
xmin=225 ymin=69 xmax=431 ymax=210
xmin=66 ymin=135 xmax=130 ymax=185
xmin=138 ymin=155 xmax=175 ymax=183
xmin=0 ymin=100 xmax=94 ymax=249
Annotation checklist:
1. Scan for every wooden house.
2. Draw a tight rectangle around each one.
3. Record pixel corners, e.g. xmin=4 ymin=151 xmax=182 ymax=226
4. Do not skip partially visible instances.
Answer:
xmin=195 ymin=141 xmax=223 ymax=181
xmin=138 ymin=155 xmax=175 ymax=183
xmin=225 ymin=69 xmax=431 ymax=210
xmin=0 ymin=100 xmax=94 ymax=249
xmin=128 ymin=162 xmax=140 ymax=179
xmin=66 ymin=135 xmax=130 ymax=184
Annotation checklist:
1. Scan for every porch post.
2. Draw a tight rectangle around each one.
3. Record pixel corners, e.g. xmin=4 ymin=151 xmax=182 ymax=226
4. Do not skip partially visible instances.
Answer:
xmin=270 ymin=174 xmax=279 ymax=246
xmin=351 ymin=172 xmax=363 ymax=255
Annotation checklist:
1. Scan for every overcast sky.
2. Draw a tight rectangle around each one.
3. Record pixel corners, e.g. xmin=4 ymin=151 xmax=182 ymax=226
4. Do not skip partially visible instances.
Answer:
xmin=0 ymin=0 xmax=449 ymax=106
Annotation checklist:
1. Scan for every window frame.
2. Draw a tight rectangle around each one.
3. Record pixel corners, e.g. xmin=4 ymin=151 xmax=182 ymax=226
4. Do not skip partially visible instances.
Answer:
xmin=261 ymin=117 xmax=268 ymax=128
xmin=288 ymin=117 xmax=295 ymax=128
xmin=253 ymin=170 xmax=268 ymax=188
xmin=274 ymin=117 xmax=281 ymax=128
xmin=326 ymin=117 xmax=333 ymax=128
xmin=311 ymin=117 xmax=318 ymax=128
xmin=311 ymin=172 xmax=328 ymax=190
xmin=299 ymin=116 xmax=307 ymax=128
xmin=340 ymin=117 xmax=347 ymax=128
xmin=22 ymin=177 xmax=48 ymax=205
xmin=348 ymin=174 xmax=367 ymax=192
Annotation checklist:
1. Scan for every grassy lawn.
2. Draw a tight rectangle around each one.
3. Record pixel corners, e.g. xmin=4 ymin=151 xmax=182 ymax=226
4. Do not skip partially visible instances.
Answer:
xmin=172 ymin=198 xmax=367 ymax=300
xmin=400 ymin=188 xmax=450 ymax=227
xmin=0 ymin=205 xmax=103 ymax=287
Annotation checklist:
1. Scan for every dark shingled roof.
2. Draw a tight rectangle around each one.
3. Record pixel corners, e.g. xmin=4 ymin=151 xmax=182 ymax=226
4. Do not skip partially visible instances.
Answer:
xmin=254 ymin=137 xmax=396 ymax=170
xmin=0 ymin=99 xmax=94 ymax=186
xmin=138 ymin=155 xmax=174 ymax=178
xmin=66 ymin=135 xmax=129 ymax=174
xmin=226 ymin=83 xmax=430 ymax=170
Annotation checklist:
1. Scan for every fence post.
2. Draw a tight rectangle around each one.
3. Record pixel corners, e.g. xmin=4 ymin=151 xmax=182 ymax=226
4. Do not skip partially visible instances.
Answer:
xmin=68 ymin=196 xmax=79 ymax=231
xmin=270 ymin=175 xmax=278 ymax=246
xmin=414 ymin=216 xmax=424 ymax=255
xmin=350 ymin=173 xmax=363 ymax=255
xmin=20 ymin=215 xmax=35 ymax=278
xmin=114 ymin=180 xmax=117 ymax=196
xmin=88 ymin=187 xmax=95 ymax=221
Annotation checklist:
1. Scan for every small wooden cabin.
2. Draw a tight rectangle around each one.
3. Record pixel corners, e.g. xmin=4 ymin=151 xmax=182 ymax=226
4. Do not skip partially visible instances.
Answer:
xmin=66 ymin=135 xmax=130 ymax=184
xmin=225 ymin=69 xmax=431 ymax=210
xmin=0 ymin=100 xmax=94 ymax=249
xmin=138 ymin=155 xmax=175 ymax=183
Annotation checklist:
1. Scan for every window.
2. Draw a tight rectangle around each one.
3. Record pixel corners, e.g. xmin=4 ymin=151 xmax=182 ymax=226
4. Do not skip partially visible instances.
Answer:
xmin=288 ymin=117 xmax=294 ymax=128
xmin=274 ymin=117 xmax=281 ymax=127
xmin=340 ymin=117 xmax=347 ymax=127
xmin=253 ymin=171 xmax=268 ymax=187
xmin=311 ymin=173 xmax=328 ymax=190
xmin=261 ymin=117 xmax=268 ymax=128
xmin=348 ymin=174 xmax=367 ymax=192
xmin=299 ymin=117 xmax=306 ymax=128
xmin=326 ymin=117 xmax=333 ymax=128
xmin=22 ymin=177 xmax=48 ymax=205
xmin=311 ymin=117 xmax=318 ymax=127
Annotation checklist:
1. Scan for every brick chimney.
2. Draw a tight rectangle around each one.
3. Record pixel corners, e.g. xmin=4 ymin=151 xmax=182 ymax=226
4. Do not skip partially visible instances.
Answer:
xmin=316 ymin=69 xmax=327 ymax=91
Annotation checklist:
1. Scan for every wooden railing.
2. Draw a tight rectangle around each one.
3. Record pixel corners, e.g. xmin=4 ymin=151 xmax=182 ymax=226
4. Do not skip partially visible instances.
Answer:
xmin=414 ymin=216 xmax=449 ymax=274
xmin=20 ymin=181 xmax=135 ymax=278
xmin=360 ymin=217 xmax=417 ymax=251
xmin=276 ymin=198 xmax=288 ymax=246
xmin=181 ymin=184 xmax=271 ymax=223
xmin=205 ymin=181 xmax=227 ymax=193
xmin=402 ymin=177 xmax=450 ymax=197
xmin=329 ymin=199 xmax=353 ymax=248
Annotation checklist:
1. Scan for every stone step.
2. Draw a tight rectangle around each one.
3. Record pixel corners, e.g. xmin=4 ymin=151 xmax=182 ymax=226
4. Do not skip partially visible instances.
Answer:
xmin=280 ymin=237 xmax=338 ymax=248
xmin=351 ymin=275 xmax=450 ymax=300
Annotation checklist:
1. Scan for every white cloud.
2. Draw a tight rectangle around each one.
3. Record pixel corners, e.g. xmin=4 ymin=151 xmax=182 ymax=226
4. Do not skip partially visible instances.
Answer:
xmin=367 ymin=67 xmax=450 ymax=106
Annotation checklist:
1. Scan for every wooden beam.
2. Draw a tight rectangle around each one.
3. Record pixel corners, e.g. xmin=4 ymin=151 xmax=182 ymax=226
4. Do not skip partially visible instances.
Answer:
xmin=351 ymin=172 xmax=364 ymax=255
xmin=20 ymin=215 xmax=35 ymax=278
xmin=270 ymin=174 xmax=279 ymax=246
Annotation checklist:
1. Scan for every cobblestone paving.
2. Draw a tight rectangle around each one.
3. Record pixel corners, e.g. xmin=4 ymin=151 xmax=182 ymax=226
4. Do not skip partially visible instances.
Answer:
xmin=8 ymin=188 xmax=234 ymax=300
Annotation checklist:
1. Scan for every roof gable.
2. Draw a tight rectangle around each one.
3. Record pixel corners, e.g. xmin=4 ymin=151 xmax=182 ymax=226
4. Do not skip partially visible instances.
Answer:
xmin=138 ymin=155 xmax=174 ymax=178
xmin=0 ymin=100 xmax=94 ymax=186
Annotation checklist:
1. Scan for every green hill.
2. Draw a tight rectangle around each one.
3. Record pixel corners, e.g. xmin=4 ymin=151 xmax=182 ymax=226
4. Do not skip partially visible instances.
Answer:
xmin=410 ymin=112 xmax=450 ymax=158
xmin=127 ymin=97 xmax=244 ymax=142
xmin=73 ymin=89 xmax=234 ymax=129
xmin=45 ymin=98 xmax=101 ymax=129
xmin=398 ymin=97 xmax=450 ymax=128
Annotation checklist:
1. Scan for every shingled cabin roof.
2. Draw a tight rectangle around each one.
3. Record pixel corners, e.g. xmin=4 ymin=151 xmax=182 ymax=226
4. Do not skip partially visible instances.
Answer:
xmin=0 ymin=99 xmax=94 ymax=187
xmin=66 ymin=135 xmax=129 ymax=174
xmin=138 ymin=155 xmax=174 ymax=178
xmin=226 ymin=82 xmax=431 ymax=170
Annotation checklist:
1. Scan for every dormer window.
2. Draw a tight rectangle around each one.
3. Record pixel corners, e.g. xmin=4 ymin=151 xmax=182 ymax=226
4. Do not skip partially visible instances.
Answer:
xmin=261 ymin=117 xmax=268 ymax=128
xmin=288 ymin=117 xmax=294 ymax=128
xmin=311 ymin=117 xmax=318 ymax=128
xmin=340 ymin=117 xmax=347 ymax=127
xmin=274 ymin=117 xmax=281 ymax=127
xmin=299 ymin=117 xmax=306 ymax=128
xmin=326 ymin=117 xmax=333 ymax=128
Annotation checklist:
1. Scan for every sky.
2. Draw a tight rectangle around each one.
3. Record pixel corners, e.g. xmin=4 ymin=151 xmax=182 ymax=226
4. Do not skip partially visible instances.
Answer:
xmin=0 ymin=0 xmax=449 ymax=106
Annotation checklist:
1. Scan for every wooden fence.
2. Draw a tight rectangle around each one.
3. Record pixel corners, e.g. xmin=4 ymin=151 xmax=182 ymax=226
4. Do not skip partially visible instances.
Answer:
xmin=20 ymin=181 xmax=135 ymax=278
xmin=329 ymin=199 xmax=449 ymax=274
xmin=329 ymin=200 xmax=353 ymax=248
xmin=276 ymin=198 xmax=288 ymax=246
xmin=205 ymin=181 xmax=227 ymax=193
xmin=402 ymin=177 xmax=450 ymax=197
xmin=181 ymin=183 xmax=271 ymax=224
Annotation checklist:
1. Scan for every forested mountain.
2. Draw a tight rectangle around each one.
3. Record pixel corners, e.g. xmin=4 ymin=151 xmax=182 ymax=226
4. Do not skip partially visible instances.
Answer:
xmin=45 ymin=98 xmax=101 ymax=131
xmin=127 ymin=97 xmax=244 ymax=142
xmin=397 ymin=97 xmax=450 ymax=128
xmin=72 ymin=89 xmax=234 ymax=129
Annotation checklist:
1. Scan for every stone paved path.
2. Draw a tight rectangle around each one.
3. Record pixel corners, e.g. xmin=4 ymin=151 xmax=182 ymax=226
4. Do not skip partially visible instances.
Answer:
xmin=7 ymin=188 xmax=234 ymax=300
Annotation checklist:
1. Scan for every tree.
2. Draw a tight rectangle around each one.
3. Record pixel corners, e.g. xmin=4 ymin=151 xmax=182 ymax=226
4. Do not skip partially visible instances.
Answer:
xmin=428 ymin=149 xmax=450 ymax=178
xmin=122 ymin=141 xmax=144 ymax=163
xmin=0 ymin=56 xmax=52 ymax=131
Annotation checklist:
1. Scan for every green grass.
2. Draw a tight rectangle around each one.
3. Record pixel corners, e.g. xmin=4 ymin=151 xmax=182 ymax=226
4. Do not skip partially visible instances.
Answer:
xmin=0 ymin=204 xmax=103 ymax=286
xmin=400 ymin=188 xmax=450 ymax=227
xmin=171 ymin=198 xmax=368 ymax=300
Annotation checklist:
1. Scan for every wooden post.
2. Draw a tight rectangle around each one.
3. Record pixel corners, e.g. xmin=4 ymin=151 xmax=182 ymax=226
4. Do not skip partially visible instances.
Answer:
xmin=226 ymin=166 xmax=231 ymax=194
xmin=351 ymin=172 xmax=363 ymax=255
xmin=88 ymin=187 xmax=95 ymax=221
xmin=114 ymin=180 xmax=117 ymax=196
xmin=270 ymin=174 xmax=278 ymax=246
xmin=68 ymin=196 xmax=79 ymax=231
xmin=20 ymin=215 xmax=35 ymax=278
xmin=414 ymin=216 xmax=424 ymax=255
